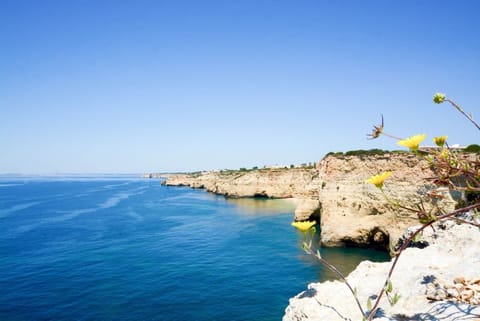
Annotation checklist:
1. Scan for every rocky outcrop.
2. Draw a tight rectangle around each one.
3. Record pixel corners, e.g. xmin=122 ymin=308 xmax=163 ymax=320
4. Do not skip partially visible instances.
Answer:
xmin=294 ymin=199 xmax=321 ymax=221
xmin=283 ymin=221 xmax=480 ymax=321
xmin=164 ymin=153 xmax=459 ymax=251
xmin=316 ymin=153 xmax=456 ymax=250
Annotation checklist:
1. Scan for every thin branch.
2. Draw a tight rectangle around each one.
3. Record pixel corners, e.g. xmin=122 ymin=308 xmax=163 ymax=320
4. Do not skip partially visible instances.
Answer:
xmin=453 ymin=217 xmax=480 ymax=227
xmin=445 ymin=99 xmax=480 ymax=131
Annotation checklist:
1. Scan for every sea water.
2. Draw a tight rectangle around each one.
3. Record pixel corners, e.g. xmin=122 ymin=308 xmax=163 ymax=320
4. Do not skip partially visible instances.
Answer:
xmin=0 ymin=176 xmax=388 ymax=320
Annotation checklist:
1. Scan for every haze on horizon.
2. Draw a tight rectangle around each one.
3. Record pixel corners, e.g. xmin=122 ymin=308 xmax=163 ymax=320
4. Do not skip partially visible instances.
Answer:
xmin=1 ymin=1 xmax=479 ymax=174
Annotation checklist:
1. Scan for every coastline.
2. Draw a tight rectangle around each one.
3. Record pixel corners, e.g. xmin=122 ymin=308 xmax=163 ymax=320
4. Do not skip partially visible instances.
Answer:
xmin=162 ymin=152 xmax=457 ymax=252
xmin=153 ymin=151 xmax=478 ymax=320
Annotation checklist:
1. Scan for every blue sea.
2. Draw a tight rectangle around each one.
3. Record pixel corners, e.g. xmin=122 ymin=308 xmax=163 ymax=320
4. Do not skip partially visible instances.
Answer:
xmin=0 ymin=176 xmax=388 ymax=321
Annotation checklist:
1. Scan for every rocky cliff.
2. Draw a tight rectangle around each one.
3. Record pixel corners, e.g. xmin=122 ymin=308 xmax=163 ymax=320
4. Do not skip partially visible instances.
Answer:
xmin=164 ymin=168 xmax=319 ymax=198
xmin=163 ymin=152 xmax=457 ymax=250
xmin=316 ymin=152 xmax=456 ymax=250
xmin=164 ymin=167 xmax=322 ymax=222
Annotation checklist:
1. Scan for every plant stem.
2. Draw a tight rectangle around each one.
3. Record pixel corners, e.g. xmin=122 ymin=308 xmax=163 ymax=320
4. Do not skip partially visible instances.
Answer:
xmin=446 ymin=99 xmax=480 ymax=131
xmin=380 ymin=188 xmax=418 ymax=213
xmin=381 ymin=132 xmax=403 ymax=141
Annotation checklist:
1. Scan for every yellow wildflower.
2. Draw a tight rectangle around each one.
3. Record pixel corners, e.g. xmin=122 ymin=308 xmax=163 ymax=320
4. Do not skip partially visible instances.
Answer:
xmin=365 ymin=171 xmax=393 ymax=189
xmin=397 ymin=134 xmax=427 ymax=151
xmin=433 ymin=93 xmax=446 ymax=104
xmin=291 ymin=221 xmax=316 ymax=232
xmin=433 ymin=135 xmax=448 ymax=147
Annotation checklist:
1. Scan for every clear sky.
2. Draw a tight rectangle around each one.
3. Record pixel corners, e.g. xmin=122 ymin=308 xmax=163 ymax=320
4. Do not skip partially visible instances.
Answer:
xmin=1 ymin=0 xmax=479 ymax=174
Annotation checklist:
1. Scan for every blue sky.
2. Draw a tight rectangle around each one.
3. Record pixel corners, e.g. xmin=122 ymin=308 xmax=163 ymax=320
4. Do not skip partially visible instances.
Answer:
xmin=1 ymin=0 xmax=479 ymax=174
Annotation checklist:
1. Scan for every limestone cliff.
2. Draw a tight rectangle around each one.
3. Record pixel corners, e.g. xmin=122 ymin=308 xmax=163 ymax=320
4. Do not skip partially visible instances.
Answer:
xmin=164 ymin=167 xmax=321 ymax=221
xmin=163 ymin=152 xmax=457 ymax=250
xmin=316 ymin=153 xmax=456 ymax=250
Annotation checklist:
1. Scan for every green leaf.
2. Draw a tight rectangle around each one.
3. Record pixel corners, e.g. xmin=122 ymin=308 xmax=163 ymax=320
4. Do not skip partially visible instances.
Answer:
xmin=413 ymin=232 xmax=422 ymax=242
xmin=392 ymin=293 xmax=401 ymax=305
xmin=387 ymin=280 xmax=393 ymax=293
xmin=367 ymin=298 xmax=372 ymax=311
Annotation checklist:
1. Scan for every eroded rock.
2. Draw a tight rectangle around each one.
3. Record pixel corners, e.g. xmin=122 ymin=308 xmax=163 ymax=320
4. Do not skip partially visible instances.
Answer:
xmin=283 ymin=222 xmax=480 ymax=321
xmin=316 ymin=153 xmax=456 ymax=251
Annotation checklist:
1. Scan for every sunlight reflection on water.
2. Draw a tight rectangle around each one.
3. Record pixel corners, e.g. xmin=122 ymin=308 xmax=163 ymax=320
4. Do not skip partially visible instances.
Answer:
xmin=226 ymin=197 xmax=296 ymax=215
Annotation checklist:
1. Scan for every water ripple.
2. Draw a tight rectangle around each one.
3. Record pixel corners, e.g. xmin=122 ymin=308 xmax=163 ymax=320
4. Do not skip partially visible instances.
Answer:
xmin=12 ymin=187 xmax=148 ymax=234
xmin=0 ymin=201 xmax=43 ymax=218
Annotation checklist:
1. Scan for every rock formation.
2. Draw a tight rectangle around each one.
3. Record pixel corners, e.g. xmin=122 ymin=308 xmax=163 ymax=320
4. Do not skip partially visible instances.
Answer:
xmin=283 ymin=221 xmax=480 ymax=321
xmin=315 ymin=153 xmax=456 ymax=250
xmin=163 ymin=152 xmax=457 ymax=250
xmin=164 ymin=167 xmax=321 ymax=222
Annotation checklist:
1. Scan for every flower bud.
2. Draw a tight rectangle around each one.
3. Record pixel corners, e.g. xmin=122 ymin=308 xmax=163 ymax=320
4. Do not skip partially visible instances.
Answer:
xmin=433 ymin=93 xmax=446 ymax=104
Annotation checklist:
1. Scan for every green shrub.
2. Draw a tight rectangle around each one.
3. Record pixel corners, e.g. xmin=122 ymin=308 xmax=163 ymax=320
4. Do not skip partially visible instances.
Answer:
xmin=345 ymin=149 xmax=387 ymax=156
xmin=464 ymin=144 xmax=480 ymax=153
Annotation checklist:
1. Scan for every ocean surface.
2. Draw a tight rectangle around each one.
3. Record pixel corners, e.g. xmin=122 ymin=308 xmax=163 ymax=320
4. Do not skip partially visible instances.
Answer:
xmin=0 ymin=176 xmax=389 ymax=321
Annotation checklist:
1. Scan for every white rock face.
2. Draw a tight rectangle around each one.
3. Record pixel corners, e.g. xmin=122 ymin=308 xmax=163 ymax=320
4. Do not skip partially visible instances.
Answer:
xmin=283 ymin=222 xmax=480 ymax=321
